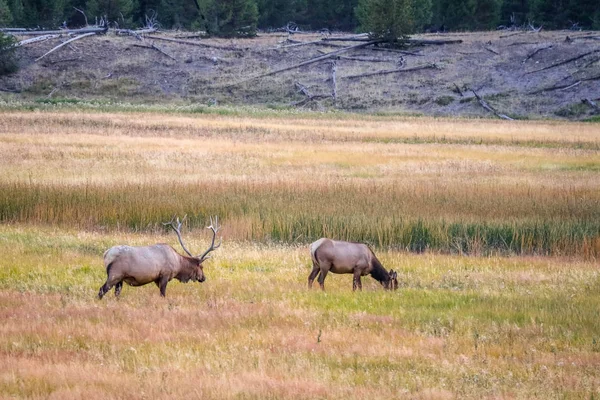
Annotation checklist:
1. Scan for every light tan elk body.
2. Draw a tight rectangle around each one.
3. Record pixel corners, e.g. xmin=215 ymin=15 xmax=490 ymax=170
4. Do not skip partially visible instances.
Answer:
xmin=98 ymin=216 xmax=220 ymax=299
xmin=309 ymin=238 xmax=398 ymax=291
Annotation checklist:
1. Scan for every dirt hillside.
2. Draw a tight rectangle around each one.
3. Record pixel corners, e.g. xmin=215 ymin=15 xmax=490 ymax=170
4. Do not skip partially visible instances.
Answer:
xmin=1 ymin=30 xmax=599 ymax=119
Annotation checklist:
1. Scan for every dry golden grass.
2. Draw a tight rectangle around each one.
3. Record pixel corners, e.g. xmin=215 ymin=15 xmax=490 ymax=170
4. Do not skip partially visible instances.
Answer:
xmin=1 ymin=109 xmax=598 ymax=255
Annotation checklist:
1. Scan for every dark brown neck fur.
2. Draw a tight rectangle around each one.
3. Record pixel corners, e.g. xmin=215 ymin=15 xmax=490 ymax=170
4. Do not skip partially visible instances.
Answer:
xmin=369 ymin=255 xmax=390 ymax=285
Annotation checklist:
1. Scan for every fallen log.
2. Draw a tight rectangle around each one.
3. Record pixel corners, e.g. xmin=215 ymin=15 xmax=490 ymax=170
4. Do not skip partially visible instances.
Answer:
xmin=133 ymin=43 xmax=177 ymax=60
xmin=17 ymin=34 xmax=60 ymax=46
xmin=5 ymin=26 xmax=107 ymax=36
xmin=291 ymin=82 xmax=329 ymax=107
xmin=35 ymin=32 xmax=96 ymax=62
xmin=322 ymin=36 xmax=462 ymax=46
xmin=522 ymin=44 xmax=553 ymax=63
xmin=528 ymin=74 xmax=600 ymax=94
xmin=115 ymin=28 xmax=157 ymax=36
xmin=343 ymin=63 xmax=437 ymax=80
xmin=145 ymin=35 xmax=243 ymax=51
xmin=406 ymin=38 xmax=463 ymax=45
xmin=335 ymin=55 xmax=396 ymax=62
xmin=524 ymin=49 xmax=600 ymax=74
xmin=227 ymin=40 xmax=382 ymax=87
xmin=471 ymin=90 xmax=514 ymax=120
xmin=370 ymin=47 xmax=424 ymax=56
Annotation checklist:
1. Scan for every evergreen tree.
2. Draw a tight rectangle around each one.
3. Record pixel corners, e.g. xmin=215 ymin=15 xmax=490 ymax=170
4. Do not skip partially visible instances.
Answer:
xmin=201 ymin=0 xmax=258 ymax=37
xmin=85 ymin=0 xmax=134 ymax=26
xmin=565 ymin=0 xmax=600 ymax=29
xmin=7 ymin=0 xmax=23 ymax=25
xmin=357 ymin=0 xmax=430 ymax=42
xmin=473 ymin=0 xmax=501 ymax=29
xmin=532 ymin=0 xmax=568 ymax=29
xmin=499 ymin=0 xmax=530 ymax=27
xmin=442 ymin=0 xmax=476 ymax=30
xmin=0 ymin=0 xmax=13 ymax=25
xmin=0 ymin=31 xmax=17 ymax=75
xmin=256 ymin=0 xmax=303 ymax=29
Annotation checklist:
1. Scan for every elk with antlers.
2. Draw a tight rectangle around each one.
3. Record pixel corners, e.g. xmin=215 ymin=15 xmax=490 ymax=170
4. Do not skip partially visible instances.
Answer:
xmin=98 ymin=216 xmax=221 ymax=299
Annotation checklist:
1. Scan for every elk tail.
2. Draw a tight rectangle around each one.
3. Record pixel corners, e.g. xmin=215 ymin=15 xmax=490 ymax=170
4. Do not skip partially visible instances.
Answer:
xmin=310 ymin=238 xmax=326 ymax=268
xmin=103 ymin=247 xmax=119 ymax=273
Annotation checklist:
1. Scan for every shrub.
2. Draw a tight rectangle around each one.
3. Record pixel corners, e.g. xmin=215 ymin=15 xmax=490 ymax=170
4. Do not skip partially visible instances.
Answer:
xmin=0 ymin=31 xmax=18 ymax=76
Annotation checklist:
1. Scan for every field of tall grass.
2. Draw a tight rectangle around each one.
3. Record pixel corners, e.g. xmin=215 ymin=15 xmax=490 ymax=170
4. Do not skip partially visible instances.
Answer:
xmin=0 ymin=108 xmax=599 ymax=398
xmin=0 ymin=110 xmax=599 ymax=256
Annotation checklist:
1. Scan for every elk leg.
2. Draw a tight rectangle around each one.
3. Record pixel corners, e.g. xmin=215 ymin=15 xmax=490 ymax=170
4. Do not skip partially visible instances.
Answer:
xmin=98 ymin=281 xmax=110 ymax=299
xmin=158 ymin=276 xmax=170 ymax=297
xmin=114 ymin=281 xmax=123 ymax=297
xmin=317 ymin=269 xmax=328 ymax=291
xmin=353 ymin=270 xmax=362 ymax=291
xmin=308 ymin=265 xmax=320 ymax=289
xmin=98 ymin=274 xmax=121 ymax=299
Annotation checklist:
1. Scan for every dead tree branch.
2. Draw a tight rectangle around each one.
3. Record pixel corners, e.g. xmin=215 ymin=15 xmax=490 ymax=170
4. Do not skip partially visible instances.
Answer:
xmin=524 ymin=49 xmax=600 ymax=74
xmin=227 ymin=40 xmax=382 ymax=87
xmin=343 ymin=63 xmax=437 ymax=80
xmin=115 ymin=28 xmax=158 ymax=39
xmin=331 ymin=61 xmax=337 ymax=106
xmin=528 ymin=74 xmax=600 ymax=94
xmin=133 ymin=43 xmax=176 ymax=60
xmin=5 ymin=26 xmax=107 ymax=36
xmin=17 ymin=34 xmax=60 ymax=46
xmin=322 ymin=37 xmax=462 ymax=46
xmin=145 ymin=35 xmax=243 ymax=51
xmin=406 ymin=38 xmax=463 ymax=45
xmin=582 ymin=98 xmax=599 ymax=110
xmin=453 ymin=83 xmax=464 ymax=97
xmin=35 ymin=32 xmax=96 ymax=62
xmin=335 ymin=55 xmax=395 ymax=62
xmin=370 ymin=47 xmax=424 ymax=56
xmin=471 ymin=90 xmax=514 ymax=120
xmin=291 ymin=82 xmax=329 ymax=107
xmin=73 ymin=7 xmax=88 ymax=26
xmin=522 ymin=44 xmax=553 ymax=63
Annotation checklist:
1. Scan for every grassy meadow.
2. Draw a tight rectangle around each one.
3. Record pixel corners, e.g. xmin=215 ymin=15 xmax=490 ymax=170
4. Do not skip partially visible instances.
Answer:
xmin=0 ymin=108 xmax=599 ymax=398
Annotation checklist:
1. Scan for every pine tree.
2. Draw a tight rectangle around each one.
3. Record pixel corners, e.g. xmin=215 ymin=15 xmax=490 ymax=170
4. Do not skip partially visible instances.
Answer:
xmin=85 ymin=0 xmax=134 ymax=26
xmin=0 ymin=0 xmax=13 ymax=25
xmin=202 ymin=0 xmax=258 ymax=37
xmin=473 ymin=0 xmax=501 ymax=29
xmin=0 ymin=31 xmax=17 ymax=75
xmin=357 ymin=0 xmax=430 ymax=43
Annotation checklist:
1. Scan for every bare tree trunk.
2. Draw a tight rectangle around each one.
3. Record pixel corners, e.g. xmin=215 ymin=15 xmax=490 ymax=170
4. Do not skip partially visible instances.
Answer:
xmin=35 ymin=32 xmax=97 ymax=62
xmin=331 ymin=61 xmax=338 ymax=107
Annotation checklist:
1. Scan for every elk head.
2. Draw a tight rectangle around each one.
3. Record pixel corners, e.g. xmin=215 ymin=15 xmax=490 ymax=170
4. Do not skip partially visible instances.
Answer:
xmin=163 ymin=215 xmax=221 ymax=283
xmin=387 ymin=269 xmax=399 ymax=290
xmin=389 ymin=269 xmax=398 ymax=290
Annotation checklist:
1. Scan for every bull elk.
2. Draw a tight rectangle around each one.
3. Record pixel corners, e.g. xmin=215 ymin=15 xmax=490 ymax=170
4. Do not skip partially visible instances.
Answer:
xmin=309 ymin=238 xmax=398 ymax=291
xmin=98 ymin=216 xmax=221 ymax=299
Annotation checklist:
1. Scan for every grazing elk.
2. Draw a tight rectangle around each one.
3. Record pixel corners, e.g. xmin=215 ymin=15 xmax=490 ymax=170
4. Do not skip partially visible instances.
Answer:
xmin=98 ymin=216 xmax=221 ymax=299
xmin=309 ymin=238 xmax=398 ymax=291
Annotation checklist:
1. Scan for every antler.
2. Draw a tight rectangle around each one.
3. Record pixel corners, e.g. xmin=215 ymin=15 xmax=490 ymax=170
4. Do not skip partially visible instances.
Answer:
xmin=197 ymin=216 xmax=221 ymax=262
xmin=163 ymin=214 xmax=194 ymax=257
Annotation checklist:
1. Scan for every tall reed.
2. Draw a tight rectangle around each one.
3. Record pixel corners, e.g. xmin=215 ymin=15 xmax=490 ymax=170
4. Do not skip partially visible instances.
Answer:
xmin=1 ymin=181 xmax=598 ymax=257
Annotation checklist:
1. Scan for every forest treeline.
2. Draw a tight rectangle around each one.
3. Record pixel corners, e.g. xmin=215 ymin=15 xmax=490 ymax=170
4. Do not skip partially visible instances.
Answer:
xmin=0 ymin=0 xmax=599 ymax=36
